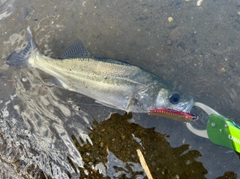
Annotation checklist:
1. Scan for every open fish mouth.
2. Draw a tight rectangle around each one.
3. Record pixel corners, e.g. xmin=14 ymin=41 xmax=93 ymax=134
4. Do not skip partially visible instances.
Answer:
xmin=180 ymin=97 xmax=195 ymax=113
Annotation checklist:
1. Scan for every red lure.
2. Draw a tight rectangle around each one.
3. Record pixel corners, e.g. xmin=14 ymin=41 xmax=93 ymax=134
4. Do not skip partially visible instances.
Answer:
xmin=148 ymin=109 xmax=198 ymax=122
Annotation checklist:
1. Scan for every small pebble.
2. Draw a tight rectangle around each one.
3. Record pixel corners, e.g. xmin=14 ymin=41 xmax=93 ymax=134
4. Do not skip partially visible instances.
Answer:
xmin=197 ymin=0 xmax=203 ymax=6
xmin=99 ymin=142 xmax=104 ymax=147
xmin=220 ymin=67 xmax=226 ymax=72
xmin=121 ymin=134 xmax=125 ymax=140
xmin=22 ymin=78 xmax=27 ymax=82
xmin=168 ymin=17 xmax=173 ymax=22
xmin=167 ymin=40 xmax=172 ymax=45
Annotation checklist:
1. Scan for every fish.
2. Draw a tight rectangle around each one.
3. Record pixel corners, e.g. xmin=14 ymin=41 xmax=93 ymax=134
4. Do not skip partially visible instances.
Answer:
xmin=6 ymin=27 xmax=196 ymax=122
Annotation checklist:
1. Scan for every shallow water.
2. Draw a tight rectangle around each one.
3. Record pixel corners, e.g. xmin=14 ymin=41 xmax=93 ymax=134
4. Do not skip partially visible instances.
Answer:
xmin=0 ymin=0 xmax=240 ymax=178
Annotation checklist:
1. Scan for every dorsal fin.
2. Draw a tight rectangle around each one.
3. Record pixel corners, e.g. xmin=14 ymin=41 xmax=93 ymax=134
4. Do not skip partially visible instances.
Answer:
xmin=61 ymin=40 xmax=91 ymax=59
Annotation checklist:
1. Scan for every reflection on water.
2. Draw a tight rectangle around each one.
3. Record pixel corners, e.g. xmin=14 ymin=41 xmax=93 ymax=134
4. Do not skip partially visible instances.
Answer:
xmin=77 ymin=113 xmax=207 ymax=178
xmin=0 ymin=67 xmax=208 ymax=178
xmin=0 ymin=25 xmax=238 ymax=179
xmin=0 ymin=37 xmax=238 ymax=179
xmin=0 ymin=68 xmax=93 ymax=178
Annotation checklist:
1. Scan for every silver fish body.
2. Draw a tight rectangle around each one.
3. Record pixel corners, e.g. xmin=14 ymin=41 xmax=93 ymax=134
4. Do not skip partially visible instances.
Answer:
xmin=7 ymin=27 xmax=194 ymax=118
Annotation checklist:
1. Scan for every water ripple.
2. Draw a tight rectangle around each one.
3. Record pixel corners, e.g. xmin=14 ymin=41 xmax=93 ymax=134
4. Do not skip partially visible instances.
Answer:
xmin=0 ymin=68 xmax=94 ymax=178
xmin=0 ymin=0 xmax=15 ymax=21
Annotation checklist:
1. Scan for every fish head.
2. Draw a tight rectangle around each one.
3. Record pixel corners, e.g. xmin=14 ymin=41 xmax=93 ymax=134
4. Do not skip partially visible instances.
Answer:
xmin=155 ymin=89 xmax=194 ymax=112
xmin=148 ymin=88 xmax=197 ymax=122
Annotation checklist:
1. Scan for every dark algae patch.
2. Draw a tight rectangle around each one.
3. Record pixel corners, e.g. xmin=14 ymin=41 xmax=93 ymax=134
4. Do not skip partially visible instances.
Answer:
xmin=216 ymin=172 xmax=237 ymax=179
xmin=73 ymin=113 xmax=208 ymax=178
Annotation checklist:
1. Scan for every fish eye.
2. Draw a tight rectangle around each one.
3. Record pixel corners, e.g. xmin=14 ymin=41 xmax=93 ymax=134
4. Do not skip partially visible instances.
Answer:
xmin=169 ymin=92 xmax=180 ymax=104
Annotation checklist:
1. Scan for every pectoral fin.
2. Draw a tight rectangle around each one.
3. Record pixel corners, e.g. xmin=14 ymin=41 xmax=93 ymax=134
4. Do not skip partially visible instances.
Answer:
xmin=126 ymin=97 xmax=138 ymax=114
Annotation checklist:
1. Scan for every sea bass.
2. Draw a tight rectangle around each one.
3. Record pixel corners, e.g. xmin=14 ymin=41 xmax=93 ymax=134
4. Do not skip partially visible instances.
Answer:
xmin=7 ymin=27 xmax=197 ymax=122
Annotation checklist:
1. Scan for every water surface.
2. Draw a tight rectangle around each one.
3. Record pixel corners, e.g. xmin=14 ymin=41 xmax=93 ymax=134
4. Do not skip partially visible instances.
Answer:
xmin=0 ymin=0 xmax=240 ymax=178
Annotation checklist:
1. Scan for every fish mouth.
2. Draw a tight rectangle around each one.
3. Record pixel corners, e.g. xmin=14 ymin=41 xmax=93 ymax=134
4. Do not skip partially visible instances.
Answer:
xmin=181 ymin=98 xmax=195 ymax=113
xmin=148 ymin=98 xmax=197 ymax=122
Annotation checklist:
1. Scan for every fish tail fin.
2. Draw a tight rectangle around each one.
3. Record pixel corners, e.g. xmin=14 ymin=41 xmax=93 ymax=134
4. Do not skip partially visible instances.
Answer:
xmin=6 ymin=27 xmax=37 ymax=67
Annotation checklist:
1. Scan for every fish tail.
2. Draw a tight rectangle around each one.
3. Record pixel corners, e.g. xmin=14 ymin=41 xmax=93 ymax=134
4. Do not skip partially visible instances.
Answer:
xmin=6 ymin=26 xmax=37 ymax=67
